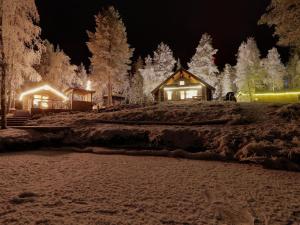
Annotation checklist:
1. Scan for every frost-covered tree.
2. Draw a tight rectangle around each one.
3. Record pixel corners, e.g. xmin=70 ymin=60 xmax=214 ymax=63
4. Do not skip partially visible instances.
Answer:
xmin=140 ymin=43 xmax=176 ymax=100
xmin=140 ymin=55 xmax=156 ymax=100
xmin=0 ymin=0 xmax=7 ymax=128
xmin=87 ymin=6 xmax=133 ymax=105
xmin=152 ymin=42 xmax=176 ymax=80
xmin=188 ymin=33 xmax=219 ymax=86
xmin=72 ymin=63 xmax=88 ymax=89
xmin=1 ymin=0 xmax=43 ymax=110
xmin=36 ymin=41 xmax=77 ymax=90
xmin=259 ymin=0 xmax=300 ymax=48
xmin=235 ymin=38 xmax=263 ymax=101
xmin=286 ymin=51 xmax=300 ymax=88
xmin=261 ymin=48 xmax=286 ymax=91
xmin=220 ymin=64 xmax=235 ymax=97
xmin=128 ymin=57 xmax=144 ymax=104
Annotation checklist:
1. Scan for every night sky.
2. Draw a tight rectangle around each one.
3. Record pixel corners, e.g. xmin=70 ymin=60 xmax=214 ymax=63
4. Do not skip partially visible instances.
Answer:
xmin=36 ymin=0 xmax=289 ymax=70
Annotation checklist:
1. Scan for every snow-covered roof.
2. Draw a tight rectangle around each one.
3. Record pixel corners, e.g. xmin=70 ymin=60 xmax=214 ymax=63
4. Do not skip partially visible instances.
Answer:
xmin=19 ymin=84 xmax=69 ymax=101
xmin=151 ymin=68 xmax=216 ymax=94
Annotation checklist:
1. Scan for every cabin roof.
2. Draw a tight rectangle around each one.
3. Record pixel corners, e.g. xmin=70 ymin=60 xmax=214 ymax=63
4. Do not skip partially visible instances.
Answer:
xmin=65 ymin=87 xmax=96 ymax=95
xmin=19 ymin=84 xmax=69 ymax=101
xmin=151 ymin=68 xmax=216 ymax=94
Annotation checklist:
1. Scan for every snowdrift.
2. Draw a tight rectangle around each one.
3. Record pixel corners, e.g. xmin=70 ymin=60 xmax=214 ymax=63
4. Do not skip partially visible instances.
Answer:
xmin=1 ymin=102 xmax=300 ymax=171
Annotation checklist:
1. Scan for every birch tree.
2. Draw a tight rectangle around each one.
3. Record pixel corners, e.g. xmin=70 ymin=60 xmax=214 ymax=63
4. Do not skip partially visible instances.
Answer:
xmin=221 ymin=64 xmax=235 ymax=97
xmin=235 ymin=38 xmax=262 ymax=101
xmin=286 ymin=51 xmax=300 ymax=88
xmin=87 ymin=6 xmax=133 ymax=105
xmin=129 ymin=57 xmax=144 ymax=104
xmin=261 ymin=48 xmax=286 ymax=91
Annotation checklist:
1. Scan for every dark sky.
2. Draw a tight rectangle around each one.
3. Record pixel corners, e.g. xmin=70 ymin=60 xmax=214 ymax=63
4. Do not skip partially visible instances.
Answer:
xmin=36 ymin=0 xmax=289 ymax=70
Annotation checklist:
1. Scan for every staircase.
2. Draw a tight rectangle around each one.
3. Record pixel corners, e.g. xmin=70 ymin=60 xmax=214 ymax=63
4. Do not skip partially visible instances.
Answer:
xmin=0 ymin=110 xmax=30 ymax=127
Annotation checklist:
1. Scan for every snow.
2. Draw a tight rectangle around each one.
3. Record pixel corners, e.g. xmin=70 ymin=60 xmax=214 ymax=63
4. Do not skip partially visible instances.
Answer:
xmin=0 ymin=151 xmax=299 ymax=224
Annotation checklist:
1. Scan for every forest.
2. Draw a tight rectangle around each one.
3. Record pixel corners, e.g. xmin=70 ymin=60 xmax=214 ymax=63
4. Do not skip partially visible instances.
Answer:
xmin=0 ymin=0 xmax=300 ymax=128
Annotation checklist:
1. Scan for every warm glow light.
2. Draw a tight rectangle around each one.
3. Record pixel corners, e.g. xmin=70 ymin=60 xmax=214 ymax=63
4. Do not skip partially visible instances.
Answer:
xmin=186 ymin=90 xmax=198 ymax=99
xmin=167 ymin=91 xmax=173 ymax=100
xmin=239 ymin=91 xmax=300 ymax=97
xmin=19 ymin=85 xmax=68 ymax=101
xmin=164 ymin=85 xmax=203 ymax=91
xmin=86 ymin=80 xmax=92 ymax=91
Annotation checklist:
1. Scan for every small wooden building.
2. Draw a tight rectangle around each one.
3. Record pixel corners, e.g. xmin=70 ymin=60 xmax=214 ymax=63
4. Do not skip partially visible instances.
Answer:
xmin=152 ymin=68 xmax=215 ymax=102
xmin=65 ymin=88 xmax=95 ymax=111
xmin=103 ymin=95 xmax=125 ymax=107
xmin=19 ymin=84 xmax=69 ymax=113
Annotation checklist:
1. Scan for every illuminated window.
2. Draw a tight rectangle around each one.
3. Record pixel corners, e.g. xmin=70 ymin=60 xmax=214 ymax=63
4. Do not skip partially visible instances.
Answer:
xmin=167 ymin=91 xmax=173 ymax=100
xmin=33 ymin=95 xmax=49 ymax=109
xmin=180 ymin=91 xmax=185 ymax=100
xmin=179 ymin=80 xmax=185 ymax=86
xmin=186 ymin=90 xmax=198 ymax=99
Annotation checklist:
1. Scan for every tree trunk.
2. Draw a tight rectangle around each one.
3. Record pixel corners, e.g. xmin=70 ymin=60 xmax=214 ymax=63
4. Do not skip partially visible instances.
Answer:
xmin=107 ymin=73 xmax=113 ymax=106
xmin=0 ymin=0 xmax=7 ymax=129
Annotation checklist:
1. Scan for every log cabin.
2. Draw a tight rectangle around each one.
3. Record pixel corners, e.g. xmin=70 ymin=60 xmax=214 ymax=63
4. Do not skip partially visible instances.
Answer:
xmin=19 ymin=83 xmax=95 ymax=114
xmin=151 ymin=68 xmax=215 ymax=102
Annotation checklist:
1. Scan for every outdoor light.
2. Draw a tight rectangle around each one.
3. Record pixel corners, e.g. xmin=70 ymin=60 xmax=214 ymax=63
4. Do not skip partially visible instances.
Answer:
xmin=239 ymin=91 xmax=300 ymax=97
xmin=19 ymin=84 xmax=69 ymax=102
xmin=86 ymin=80 xmax=92 ymax=91
xmin=164 ymin=85 xmax=203 ymax=91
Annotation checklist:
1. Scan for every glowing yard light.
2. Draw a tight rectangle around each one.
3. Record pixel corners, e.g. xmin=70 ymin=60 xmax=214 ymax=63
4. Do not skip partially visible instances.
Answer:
xmin=19 ymin=84 xmax=69 ymax=102
xmin=86 ymin=80 xmax=92 ymax=91
xmin=238 ymin=91 xmax=300 ymax=97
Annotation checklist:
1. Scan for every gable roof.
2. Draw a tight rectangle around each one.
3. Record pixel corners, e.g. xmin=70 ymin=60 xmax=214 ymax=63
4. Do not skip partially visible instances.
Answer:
xmin=151 ymin=68 xmax=216 ymax=94
xmin=19 ymin=84 xmax=69 ymax=101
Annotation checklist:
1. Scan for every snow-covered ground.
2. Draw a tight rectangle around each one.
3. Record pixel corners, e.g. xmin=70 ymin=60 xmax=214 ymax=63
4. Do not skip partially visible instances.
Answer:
xmin=0 ymin=151 xmax=299 ymax=225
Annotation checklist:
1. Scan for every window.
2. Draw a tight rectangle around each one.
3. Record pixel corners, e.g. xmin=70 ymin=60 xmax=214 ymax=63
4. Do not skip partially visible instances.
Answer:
xmin=180 ymin=91 xmax=185 ymax=100
xmin=186 ymin=90 xmax=198 ymax=99
xmin=33 ymin=95 xmax=49 ymax=109
xmin=179 ymin=80 xmax=185 ymax=86
xmin=167 ymin=91 xmax=173 ymax=100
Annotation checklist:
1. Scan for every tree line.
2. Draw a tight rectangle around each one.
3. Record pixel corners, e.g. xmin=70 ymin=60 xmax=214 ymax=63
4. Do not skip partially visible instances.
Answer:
xmin=1 ymin=0 xmax=300 ymax=129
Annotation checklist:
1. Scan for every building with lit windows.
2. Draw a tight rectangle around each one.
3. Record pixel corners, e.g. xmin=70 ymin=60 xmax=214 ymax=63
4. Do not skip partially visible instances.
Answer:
xmin=151 ymin=68 xmax=215 ymax=102
xmin=19 ymin=83 xmax=95 ymax=114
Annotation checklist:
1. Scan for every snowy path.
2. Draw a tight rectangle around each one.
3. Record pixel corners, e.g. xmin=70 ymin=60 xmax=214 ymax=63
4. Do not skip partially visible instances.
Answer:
xmin=0 ymin=151 xmax=299 ymax=225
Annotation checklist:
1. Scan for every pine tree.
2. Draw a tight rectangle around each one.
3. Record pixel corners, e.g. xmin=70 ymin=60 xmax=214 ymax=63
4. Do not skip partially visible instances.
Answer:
xmin=221 ymin=64 xmax=235 ymax=97
xmin=235 ymin=38 xmax=263 ymax=101
xmin=259 ymin=0 xmax=300 ymax=48
xmin=188 ymin=33 xmax=219 ymax=87
xmin=140 ymin=43 xmax=176 ymax=101
xmin=87 ymin=6 xmax=133 ymax=105
xmin=129 ymin=57 xmax=144 ymax=104
xmin=152 ymin=42 xmax=176 ymax=81
xmin=261 ymin=48 xmax=286 ymax=91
